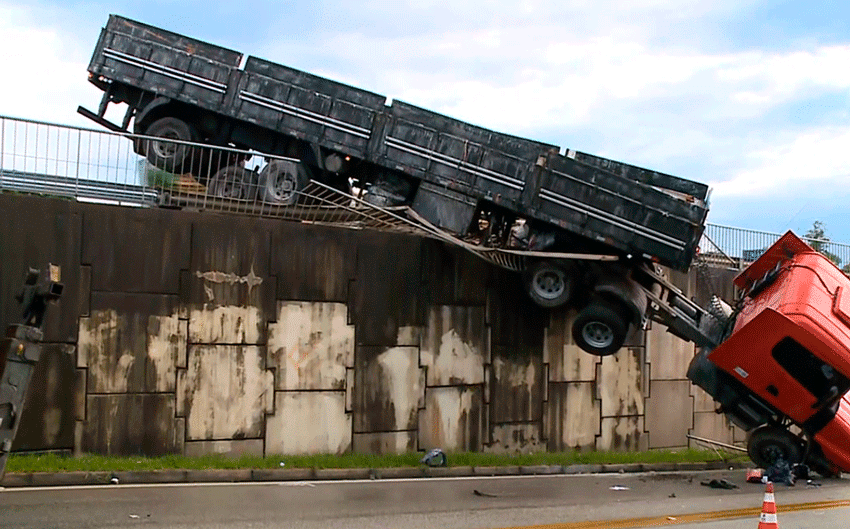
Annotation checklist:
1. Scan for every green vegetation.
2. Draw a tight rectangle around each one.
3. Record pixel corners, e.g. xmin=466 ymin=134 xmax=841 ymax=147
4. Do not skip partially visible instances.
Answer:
xmin=145 ymin=166 xmax=178 ymax=188
xmin=6 ymin=449 xmax=746 ymax=474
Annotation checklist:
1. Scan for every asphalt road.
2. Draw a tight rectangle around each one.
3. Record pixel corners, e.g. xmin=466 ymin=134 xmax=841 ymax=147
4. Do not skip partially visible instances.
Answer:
xmin=1 ymin=470 xmax=849 ymax=529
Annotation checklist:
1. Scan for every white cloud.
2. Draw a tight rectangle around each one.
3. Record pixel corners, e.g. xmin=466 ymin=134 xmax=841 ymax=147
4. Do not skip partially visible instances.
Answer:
xmin=0 ymin=4 xmax=93 ymax=126
xmin=712 ymin=127 xmax=850 ymax=198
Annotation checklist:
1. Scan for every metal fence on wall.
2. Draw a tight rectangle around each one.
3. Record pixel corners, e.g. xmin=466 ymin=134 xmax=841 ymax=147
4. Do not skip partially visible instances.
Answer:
xmin=0 ymin=113 xmax=415 ymax=232
xmin=700 ymin=224 xmax=850 ymax=271
xmin=3 ymin=113 xmax=849 ymax=272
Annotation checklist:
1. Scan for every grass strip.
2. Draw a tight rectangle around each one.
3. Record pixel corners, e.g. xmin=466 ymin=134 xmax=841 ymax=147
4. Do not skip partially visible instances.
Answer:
xmin=6 ymin=449 xmax=746 ymax=474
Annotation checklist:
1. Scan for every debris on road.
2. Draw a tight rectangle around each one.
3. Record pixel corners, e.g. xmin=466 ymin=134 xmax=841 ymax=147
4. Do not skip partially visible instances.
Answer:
xmin=764 ymin=459 xmax=796 ymax=486
xmin=420 ymin=448 xmax=447 ymax=467
xmin=746 ymin=469 xmax=764 ymax=483
xmin=473 ymin=490 xmax=499 ymax=498
xmin=609 ymin=485 xmax=630 ymax=491
xmin=699 ymin=478 xmax=738 ymax=489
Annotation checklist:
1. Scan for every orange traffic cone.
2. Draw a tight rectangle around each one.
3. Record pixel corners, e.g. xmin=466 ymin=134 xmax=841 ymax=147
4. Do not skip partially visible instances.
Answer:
xmin=758 ymin=481 xmax=779 ymax=528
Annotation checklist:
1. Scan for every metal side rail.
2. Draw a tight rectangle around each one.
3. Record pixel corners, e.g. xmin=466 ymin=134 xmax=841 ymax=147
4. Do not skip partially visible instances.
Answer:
xmin=636 ymin=264 xmax=725 ymax=348
xmin=0 ymin=170 xmax=160 ymax=206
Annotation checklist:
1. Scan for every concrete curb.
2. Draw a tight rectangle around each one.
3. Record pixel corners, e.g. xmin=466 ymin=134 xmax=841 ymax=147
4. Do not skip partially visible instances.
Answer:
xmin=0 ymin=461 xmax=749 ymax=488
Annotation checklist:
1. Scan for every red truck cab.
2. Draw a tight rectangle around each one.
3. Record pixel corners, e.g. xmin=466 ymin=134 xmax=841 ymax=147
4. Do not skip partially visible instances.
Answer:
xmin=689 ymin=231 xmax=850 ymax=475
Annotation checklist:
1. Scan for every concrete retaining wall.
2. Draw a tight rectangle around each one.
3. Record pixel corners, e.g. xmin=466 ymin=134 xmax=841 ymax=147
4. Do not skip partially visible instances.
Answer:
xmin=1 ymin=194 xmax=740 ymax=457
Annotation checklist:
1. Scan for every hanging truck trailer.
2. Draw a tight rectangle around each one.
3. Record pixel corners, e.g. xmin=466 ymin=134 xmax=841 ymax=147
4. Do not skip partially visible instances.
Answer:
xmin=78 ymin=15 xmax=712 ymax=356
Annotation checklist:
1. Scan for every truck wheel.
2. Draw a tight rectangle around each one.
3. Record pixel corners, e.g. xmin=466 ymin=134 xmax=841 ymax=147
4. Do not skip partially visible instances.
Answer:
xmin=747 ymin=426 xmax=803 ymax=469
xmin=209 ymin=165 xmax=255 ymax=201
xmin=143 ymin=117 xmax=198 ymax=174
xmin=259 ymin=160 xmax=306 ymax=205
xmin=525 ymin=261 xmax=573 ymax=308
xmin=571 ymin=301 xmax=629 ymax=355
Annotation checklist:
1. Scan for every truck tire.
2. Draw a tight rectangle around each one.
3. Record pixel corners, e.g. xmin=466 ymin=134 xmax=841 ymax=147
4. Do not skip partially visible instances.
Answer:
xmin=571 ymin=300 xmax=629 ymax=356
xmin=142 ymin=117 xmax=198 ymax=174
xmin=525 ymin=260 xmax=573 ymax=308
xmin=208 ymin=165 xmax=256 ymax=202
xmin=747 ymin=426 xmax=803 ymax=469
xmin=259 ymin=160 xmax=306 ymax=205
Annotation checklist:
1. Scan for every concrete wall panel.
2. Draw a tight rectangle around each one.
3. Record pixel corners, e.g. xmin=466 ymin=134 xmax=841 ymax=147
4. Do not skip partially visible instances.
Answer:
xmin=352 ymin=232 xmax=423 ymax=346
xmin=692 ymin=384 xmax=719 ymax=413
xmin=421 ymin=306 xmax=486 ymax=386
xmin=421 ymin=240 xmax=489 ymax=306
xmin=78 ymin=294 xmax=182 ymax=393
xmin=353 ymin=431 xmax=417 ymax=455
xmin=691 ymin=411 xmax=736 ymax=447
xmin=598 ymin=348 xmax=644 ymax=418
xmin=188 ymin=218 xmax=271 ymax=305
xmin=11 ymin=344 xmax=77 ymax=451
xmin=354 ymin=346 xmax=422 ymax=433
xmin=177 ymin=345 xmax=273 ymax=441
xmin=489 ymin=351 xmax=542 ymax=423
xmin=82 ymin=207 xmax=191 ymax=294
xmin=488 ymin=268 xmax=548 ymax=350
xmin=189 ymin=305 xmax=264 ymax=345
xmin=82 ymin=394 xmax=182 ymax=455
xmin=267 ymin=301 xmax=354 ymax=391
xmin=547 ymin=309 xmax=598 ymax=383
xmin=265 ymin=391 xmax=351 ymax=455
xmin=0 ymin=195 xmax=82 ymax=343
xmin=546 ymin=382 xmax=600 ymax=451
xmin=487 ymin=423 xmax=543 ymax=453
xmin=184 ymin=439 xmax=264 ymax=458
xmin=271 ymin=223 xmax=355 ymax=302
xmin=645 ymin=380 xmax=693 ymax=449
xmin=598 ymin=416 xmax=647 ymax=452
xmin=647 ymin=324 xmax=694 ymax=381
xmin=418 ymin=386 xmax=483 ymax=452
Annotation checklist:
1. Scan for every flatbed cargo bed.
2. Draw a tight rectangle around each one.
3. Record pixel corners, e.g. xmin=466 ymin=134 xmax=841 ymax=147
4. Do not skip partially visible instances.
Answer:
xmin=83 ymin=14 xmax=708 ymax=272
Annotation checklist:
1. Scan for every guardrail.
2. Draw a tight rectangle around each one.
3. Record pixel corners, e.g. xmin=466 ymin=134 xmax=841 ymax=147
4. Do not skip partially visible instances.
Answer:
xmin=700 ymin=223 xmax=850 ymax=271
xmin=3 ymin=113 xmax=848 ymax=272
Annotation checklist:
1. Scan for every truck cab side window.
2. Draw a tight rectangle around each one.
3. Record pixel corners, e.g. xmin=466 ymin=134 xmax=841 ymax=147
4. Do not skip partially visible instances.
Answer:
xmin=771 ymin=337 xmax=849 ymax=403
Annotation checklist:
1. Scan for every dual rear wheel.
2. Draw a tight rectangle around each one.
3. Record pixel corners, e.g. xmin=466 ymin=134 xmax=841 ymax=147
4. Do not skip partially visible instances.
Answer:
xmin=524 ymin=260 xmax=632 ymax=356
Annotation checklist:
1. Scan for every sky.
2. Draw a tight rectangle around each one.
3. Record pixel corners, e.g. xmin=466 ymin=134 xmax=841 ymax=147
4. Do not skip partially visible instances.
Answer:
xmin=2 ymin=1 xmax=850 ymax=242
